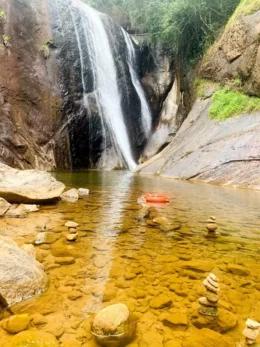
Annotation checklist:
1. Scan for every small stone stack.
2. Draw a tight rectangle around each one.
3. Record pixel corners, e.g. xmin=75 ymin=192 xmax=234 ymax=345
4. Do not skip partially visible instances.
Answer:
xmin=243 ymin=319 xmax=260 ymax=345
xmin=206 ymin=216 xmax=218 ymax=237
xmin=198 ymin=273 xmax=220 ymax=317
xmin=65 ymin=221 xmax=79 ymax=242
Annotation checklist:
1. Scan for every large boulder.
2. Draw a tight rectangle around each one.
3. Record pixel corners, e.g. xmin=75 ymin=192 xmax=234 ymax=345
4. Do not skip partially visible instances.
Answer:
xmin=92 ymin=303 xmax=136 ymax=346
xmin=0 ymin=236 xmax=48 ymax=308
xmin=0 ymin=163 xmax=65 ymax=203
xmin=135 ymin=98 xmax=260 ymax=190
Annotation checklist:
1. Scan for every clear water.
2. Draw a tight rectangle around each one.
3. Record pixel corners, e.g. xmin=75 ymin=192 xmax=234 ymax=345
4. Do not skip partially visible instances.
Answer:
xmin=1 ymin=172 xmax=260 ymax=346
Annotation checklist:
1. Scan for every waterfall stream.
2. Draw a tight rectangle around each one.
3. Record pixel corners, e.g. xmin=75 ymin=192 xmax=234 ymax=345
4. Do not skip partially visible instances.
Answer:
xmin=69 ymin=0 xmax=137 ymax=170
xmin=51 ymin=0 xmax=153 ymax=169
xmin=122 ymin=29 xmax=152 ymax=137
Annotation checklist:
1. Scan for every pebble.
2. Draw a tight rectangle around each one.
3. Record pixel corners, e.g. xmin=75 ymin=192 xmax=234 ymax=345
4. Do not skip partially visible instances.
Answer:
xmin=199 ymin=297 xmax=218 ymax=307
xmin=65 ymin=221 xmax=79 ymax=228
xmin=207 ymin=276 xmax=219 ymax=289
xmin=203 ymin=279 xmax=220 ymax=293
xmin=54 ymin=257 xmax=75 ymax=265
xmin=206 ymin=290 xmax=219 ymax=303
xmin=69 ymin=227 xmax=78 ymax=234
xmin=66 ymin=233 xmax=78 ymax=242
xmin=209 ymin=273 xmax=218 ymax=282
xmin=206 ymin=223 xmax=218 ymax=232
xmin=246 ymin=318 xmax=260 ymax=329
xmin=243 ymin=327 xmax=259 ymax=340
xmin=2 ymin=314 xmax=31 ymax=333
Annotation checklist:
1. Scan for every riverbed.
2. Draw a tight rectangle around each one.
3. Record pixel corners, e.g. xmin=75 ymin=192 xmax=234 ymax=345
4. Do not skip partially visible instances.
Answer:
xmin=1 ymin=171 xmax=260 ymax=346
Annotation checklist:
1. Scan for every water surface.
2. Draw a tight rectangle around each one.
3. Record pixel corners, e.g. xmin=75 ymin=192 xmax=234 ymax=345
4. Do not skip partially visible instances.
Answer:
xmin=1 ymin=171 xmax=260 ymax=346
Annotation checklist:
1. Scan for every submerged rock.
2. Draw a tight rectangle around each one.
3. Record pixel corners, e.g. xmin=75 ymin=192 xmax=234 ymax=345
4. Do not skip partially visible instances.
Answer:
xmin=2 ymin=314 xmax=31 ymax=334
xmin=35 ymin=232 xmax=60 ymax=245
xmin=92 ymin=303 xmax=136 ymax=346
xmin=10 ymin=331 xmax=58 ymax=347
xmin=78 ymin=188 xmax=90 ymax=197
xmin=183 ymin=328 xmax=232 ymax=347
xmin=0 ymin=163 xmax=65 ymax=203
xmin=61 ymin=189 xmax=79 ymax=203
xmin=0 ymin=236 xmax=48 ymax=307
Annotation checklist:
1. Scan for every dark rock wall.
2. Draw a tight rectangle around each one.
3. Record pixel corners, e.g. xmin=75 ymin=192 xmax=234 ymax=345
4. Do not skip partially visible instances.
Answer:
xmin=49 ymin=0 xmax=148 ymax=169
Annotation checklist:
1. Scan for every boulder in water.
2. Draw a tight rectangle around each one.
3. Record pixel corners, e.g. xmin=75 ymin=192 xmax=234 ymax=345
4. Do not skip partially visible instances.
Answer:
xmin=0 ymin=163 xmax=65 ymax=203
xmin=0 ymin=236 xmax=48 ymax=307
xmin=92 ymin=303 xmax=136 ymax=346
xmin=61 ymin=189 xmax=79 ymax=202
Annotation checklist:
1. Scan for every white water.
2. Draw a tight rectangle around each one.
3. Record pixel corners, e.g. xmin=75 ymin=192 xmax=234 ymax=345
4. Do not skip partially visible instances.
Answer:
xmin=122 ymin=29 xmax=152 ymax=137
xmin=70 ymin=0 xmax=137 ymax=170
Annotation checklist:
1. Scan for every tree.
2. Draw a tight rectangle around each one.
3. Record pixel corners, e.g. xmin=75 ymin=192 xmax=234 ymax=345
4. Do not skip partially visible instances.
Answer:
xmin=83 ymin=0 xmax=240 ymax=63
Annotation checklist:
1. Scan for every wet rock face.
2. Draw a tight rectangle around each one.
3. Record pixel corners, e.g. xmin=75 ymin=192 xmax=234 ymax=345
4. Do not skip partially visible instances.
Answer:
xmin=0 ymin=0 xmax=70 ymax=170
xmin=0 ymin=236 xmax=48 ymax=307
xmin=135 ymin=98 xmax=260 ymax=190
xmin=140 ymin=43 xmax=175 ymax=120
xmin=200 ymin=11 xmax=260 ymax=96
xmin=49 ymin=0 xmax=149 ymax=169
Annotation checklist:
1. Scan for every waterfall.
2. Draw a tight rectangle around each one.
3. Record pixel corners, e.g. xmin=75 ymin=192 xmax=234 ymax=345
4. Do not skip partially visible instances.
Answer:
xmin=69 ymin=0 xmax=137 ymax=170
xmin=122 ymin=29 xmax=152 ymax=137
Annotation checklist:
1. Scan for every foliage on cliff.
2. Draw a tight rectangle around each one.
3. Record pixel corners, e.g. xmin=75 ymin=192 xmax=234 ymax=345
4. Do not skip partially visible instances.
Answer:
xmin=85 ymin=0 xmax=240 ymax=63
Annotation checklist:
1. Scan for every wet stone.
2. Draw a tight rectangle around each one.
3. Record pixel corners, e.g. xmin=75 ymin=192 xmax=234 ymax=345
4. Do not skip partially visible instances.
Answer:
xmin=150 ymin=295 xmax=172 ymax=309
xmin=35 ymin=232 xmax=60 ymax=245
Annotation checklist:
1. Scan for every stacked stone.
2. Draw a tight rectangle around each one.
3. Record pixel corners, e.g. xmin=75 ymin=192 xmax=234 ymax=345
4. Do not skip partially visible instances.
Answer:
xmin=65 ymin=221 xmax=79 ymax=242
xmin=206 ymin=216 xmax=218 ymax=237
xmin=243 ymin=319 xmax=260 ymax=345
xmin=198 ymin=273 xmax=220 ymax=317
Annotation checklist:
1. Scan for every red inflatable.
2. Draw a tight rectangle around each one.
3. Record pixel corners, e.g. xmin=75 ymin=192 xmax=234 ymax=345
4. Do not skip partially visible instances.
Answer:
xmin=143 ymin=194 xmax=171 ymax=203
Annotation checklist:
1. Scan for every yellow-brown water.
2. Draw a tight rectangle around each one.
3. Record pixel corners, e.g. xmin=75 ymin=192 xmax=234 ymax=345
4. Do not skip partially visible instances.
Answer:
xmin=1 ymin=171 xmax=260 ymax=346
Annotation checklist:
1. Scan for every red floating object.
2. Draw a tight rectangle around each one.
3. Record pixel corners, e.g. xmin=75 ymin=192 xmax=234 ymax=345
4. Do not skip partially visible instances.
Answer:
xmin=142 ymin=194 xmax=171 ymax=203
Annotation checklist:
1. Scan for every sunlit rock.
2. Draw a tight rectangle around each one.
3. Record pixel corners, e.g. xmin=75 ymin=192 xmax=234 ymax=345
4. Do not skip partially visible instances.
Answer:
xmin=61 ymin=189 xmax=79 ymax=203
xmin=0 ymin=197 xmax=11 ymax=217
xmin=0 ymin=236 xmax=47 ymax=307
xmin=0 ymin=163 xmax=65 ymax=203
xmin=92 ymin=303 xmax=136 ymax=346
xmin=10 ymin=331 xmax=58 ymax=347
xmin=2 ymin=314 xmax=30 ymax=334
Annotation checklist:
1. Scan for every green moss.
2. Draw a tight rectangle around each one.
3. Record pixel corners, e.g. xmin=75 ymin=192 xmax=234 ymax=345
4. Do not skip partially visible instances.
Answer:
xmin=194 ymin=78 xmax=219 ymax=98
xmin=228 ymin=0 xmax=260 ymax=26
xmin=209 ymin=87 xmax=260 ymax=121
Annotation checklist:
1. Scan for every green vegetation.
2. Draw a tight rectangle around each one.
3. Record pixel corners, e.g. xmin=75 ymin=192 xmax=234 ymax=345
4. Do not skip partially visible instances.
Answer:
xmin=209 ymin=87 xmax=260 ymax=121
xmin=194 ymin=78 xmax=219 ymax=98
xmin=2 ymin=34 xmax=10 ymax=48
xmin=232 ymin=0 xmax=260 ymax=17
xmin=84 ymin=0 xmax=240 ymax=63
xmin=40 ymin=43 xmax=50 ymax=59
xmin=0 ymin=9 xmax=6 ymax=19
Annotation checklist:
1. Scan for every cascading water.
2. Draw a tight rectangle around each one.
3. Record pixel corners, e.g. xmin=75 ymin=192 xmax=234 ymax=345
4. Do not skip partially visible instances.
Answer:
xmin=50 ymin=0 xmax=153 ymax=170
xmin=70 ymin=0 xmax=137 ymax=170
xmin=122 ymin=29 xmax=152 ymax=137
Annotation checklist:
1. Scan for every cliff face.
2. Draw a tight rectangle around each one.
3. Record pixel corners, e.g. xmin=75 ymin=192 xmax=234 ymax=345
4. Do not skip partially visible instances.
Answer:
xmin=0 ymin=0 xmax=71 ymax=170
xmin=200 ymin=4 xmax=260 ymax=96
xmin=135 ymin=5 xmax=260 ymax=190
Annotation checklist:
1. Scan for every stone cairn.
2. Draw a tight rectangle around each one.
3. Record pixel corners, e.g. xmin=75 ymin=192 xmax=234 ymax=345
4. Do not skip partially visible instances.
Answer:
xmin=198 ymin=273 xmax=220 ymax=317
xmin=242 ymin=319 xmax=260 ymax=346
xmin=206 ymin=216 xmax=218 ymax=237
xmin=65 ymin=221 xmax=79 ymax=242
